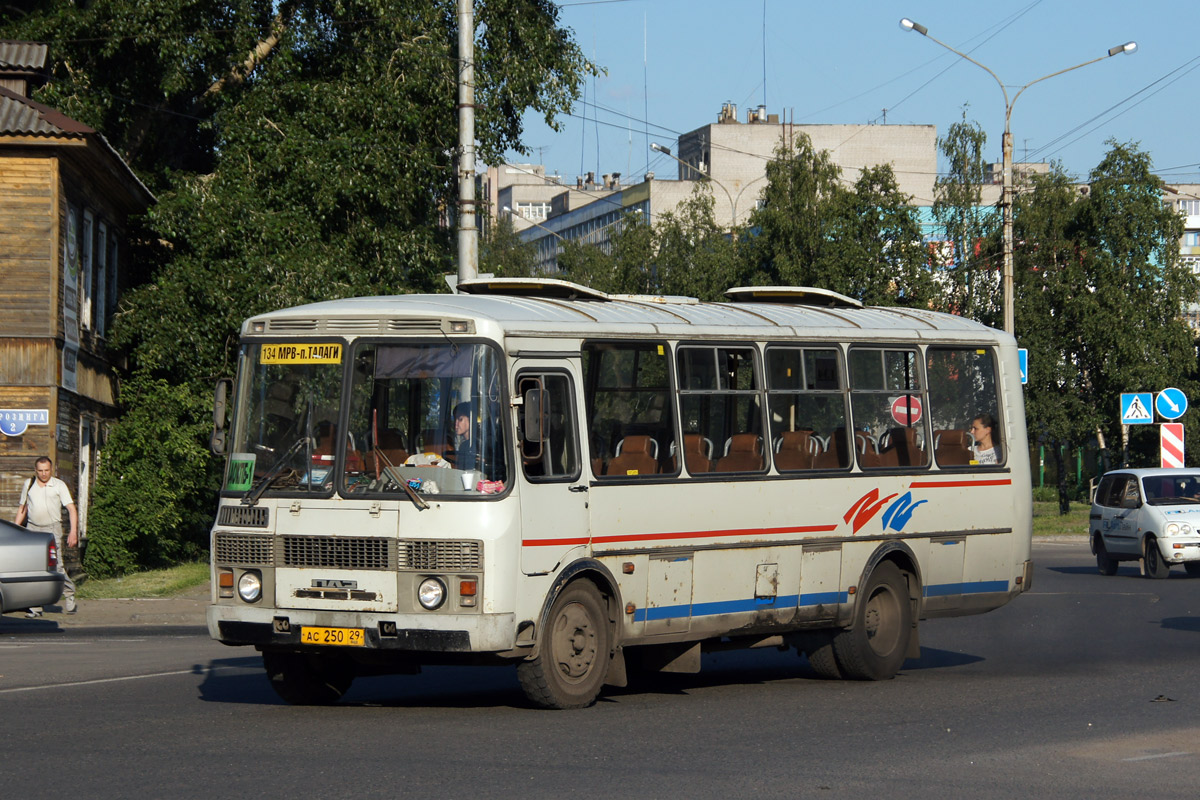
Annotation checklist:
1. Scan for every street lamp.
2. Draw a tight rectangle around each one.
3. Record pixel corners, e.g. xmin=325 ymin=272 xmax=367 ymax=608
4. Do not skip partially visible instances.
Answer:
xmin=900 ymin=17 xmax=1136 ymax=336
xmin=650 ymin=142 xmax=743 ymax=226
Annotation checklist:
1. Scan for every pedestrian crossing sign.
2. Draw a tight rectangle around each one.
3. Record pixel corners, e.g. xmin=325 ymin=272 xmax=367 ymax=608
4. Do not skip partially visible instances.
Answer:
xmin=1121 ymin=393 xmax=1154 ymax=425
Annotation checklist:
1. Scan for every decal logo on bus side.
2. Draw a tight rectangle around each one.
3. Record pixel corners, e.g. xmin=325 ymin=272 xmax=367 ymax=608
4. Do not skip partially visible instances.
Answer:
xmin=844 ymin=489 xmax=928 ymax=534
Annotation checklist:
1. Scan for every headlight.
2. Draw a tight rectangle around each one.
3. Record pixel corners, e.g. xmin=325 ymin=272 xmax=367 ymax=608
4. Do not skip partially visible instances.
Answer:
xmin=237 ymin=571 xmax=262 ymax=602
xmin=1166 ymin=522 xmax=1191 ymax=536
xmin=417 ymin=577 xmax=446 ymax=610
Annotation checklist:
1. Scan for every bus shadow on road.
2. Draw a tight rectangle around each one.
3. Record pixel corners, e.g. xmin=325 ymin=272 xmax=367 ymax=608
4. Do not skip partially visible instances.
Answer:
xmin=1161 ymin=616 xmax=1200 ymax=633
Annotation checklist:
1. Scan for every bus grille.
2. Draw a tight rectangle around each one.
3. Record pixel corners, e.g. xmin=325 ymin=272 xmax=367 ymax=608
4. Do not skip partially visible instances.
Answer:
xmin=399 ymin=540 xmax=481 ymax=571
xmin=211 ymin=534 xmax=482 ymax=572
xmin=281 ymin=536 xmax=393 ymax=570
xmin=214 ymin=532 xmax=274 ymax=566
xmin=217 ymin=505 xmax=270 ymax=528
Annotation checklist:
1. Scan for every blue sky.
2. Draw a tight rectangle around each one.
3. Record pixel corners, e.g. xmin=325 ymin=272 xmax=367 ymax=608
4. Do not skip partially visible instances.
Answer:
xmin=505 ymin=0 xmax=1200 ymax=186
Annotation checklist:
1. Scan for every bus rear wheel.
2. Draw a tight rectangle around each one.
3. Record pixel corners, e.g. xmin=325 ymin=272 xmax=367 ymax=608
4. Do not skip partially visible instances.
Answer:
xmin=832 ymin=562 xmax=912 ymax=681
xmin=262 ymin=650 xmax=355 ymax=705
xmin=518 ymin=580 xmax=611 ymax=709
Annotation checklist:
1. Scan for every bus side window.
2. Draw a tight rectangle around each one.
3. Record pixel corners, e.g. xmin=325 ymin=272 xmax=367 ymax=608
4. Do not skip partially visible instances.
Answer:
xmin=583 ymin=341 xmax=676 ymax=478
xmin=926 ymin=348 xmax=1002 ymax=469
xmin=765 ymin=346 xmax=849 ymax=471
xmin=848 ymin=348 xmax=929 ymax=470
xmin=517 ymin=371 xmax=580 ymax=482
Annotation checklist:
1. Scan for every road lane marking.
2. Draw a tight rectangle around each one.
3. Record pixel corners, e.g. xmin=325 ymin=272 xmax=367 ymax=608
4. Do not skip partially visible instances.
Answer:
xmin=0 ymin=665 xmax=241 ymax=694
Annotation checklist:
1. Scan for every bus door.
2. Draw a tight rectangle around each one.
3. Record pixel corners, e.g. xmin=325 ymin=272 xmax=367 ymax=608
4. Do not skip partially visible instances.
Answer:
xmin=514 ymin=365 xmax=589 ymax=575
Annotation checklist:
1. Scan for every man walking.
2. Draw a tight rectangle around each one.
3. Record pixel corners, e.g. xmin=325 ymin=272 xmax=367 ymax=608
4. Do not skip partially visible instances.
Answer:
xmin=14 ymin=456 xmax=78 ymax=617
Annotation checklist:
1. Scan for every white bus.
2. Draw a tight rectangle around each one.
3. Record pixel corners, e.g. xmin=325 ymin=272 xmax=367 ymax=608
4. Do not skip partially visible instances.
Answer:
xmin=208 ymin=279 xmax=1033 ymax=708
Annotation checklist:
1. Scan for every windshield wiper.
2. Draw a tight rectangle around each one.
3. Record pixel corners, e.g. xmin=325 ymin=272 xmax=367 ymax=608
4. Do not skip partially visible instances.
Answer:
xmin=372 ymin=449 xmax=429 ymax=511
xmin=242 ymin=436 xmax=311 ymax=506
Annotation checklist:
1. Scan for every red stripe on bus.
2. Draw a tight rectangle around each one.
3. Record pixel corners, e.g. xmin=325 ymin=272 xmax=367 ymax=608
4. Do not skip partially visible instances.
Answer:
xmin=522 ymin=524 xmax=838 ymax=547
xmin=909 ymin=479 xmax=1012 ymax=488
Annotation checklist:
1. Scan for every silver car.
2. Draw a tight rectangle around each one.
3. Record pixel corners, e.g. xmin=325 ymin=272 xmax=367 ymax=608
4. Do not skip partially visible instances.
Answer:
xmin=0 ymin=519 xmax=66 ymax=613
xmin=1090 ymin=468 xmax=1200 ymax=578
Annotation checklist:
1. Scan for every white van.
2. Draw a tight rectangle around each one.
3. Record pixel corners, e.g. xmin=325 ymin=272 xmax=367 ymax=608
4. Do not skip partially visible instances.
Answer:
xmin=1090 ymin=468 xmax=1200 ymax=578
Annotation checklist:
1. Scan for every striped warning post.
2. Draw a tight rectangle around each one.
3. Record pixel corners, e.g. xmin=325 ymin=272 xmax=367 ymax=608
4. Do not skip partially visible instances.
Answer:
xmin=1161 ymin=423 xmax=1185 ymax=469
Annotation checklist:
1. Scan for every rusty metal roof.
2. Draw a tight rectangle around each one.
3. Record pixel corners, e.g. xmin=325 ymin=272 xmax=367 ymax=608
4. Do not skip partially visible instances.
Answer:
xmin=0 ymin=40 xmax=48 ymax=71
xmin=0 ymin=85 xmax=93 ymax=136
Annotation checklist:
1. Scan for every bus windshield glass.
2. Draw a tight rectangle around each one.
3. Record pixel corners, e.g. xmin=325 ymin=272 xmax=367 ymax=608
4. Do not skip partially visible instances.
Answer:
xmin=223 ymin=342 xmax=346 ymax=497
xmin=344 ymin=342 xmax=508 ymax=496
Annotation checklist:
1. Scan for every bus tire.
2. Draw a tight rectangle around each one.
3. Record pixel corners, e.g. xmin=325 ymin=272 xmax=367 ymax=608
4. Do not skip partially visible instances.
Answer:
xmin=262 ymin=650 xmax=354 ymax=705
xmin=803 ymin=631 xmax=843 ymax=679
xmin=1144 ymin=537 xmax=1170 ymax=580
xmin=832 ymin=562 xmax=911 ymax=681
xmin=518 ymin=580 xmax=611 ymax=709
xmin=1094 ymin=536 xmax=1118 ymax=576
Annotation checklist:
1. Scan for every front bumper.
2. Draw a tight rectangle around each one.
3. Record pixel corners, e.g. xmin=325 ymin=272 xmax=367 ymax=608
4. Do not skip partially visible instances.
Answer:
xmin=1154 ymin=535 xmax=1200 ymax=563
xmin=207 ymin=604 xmax=515 ymax=653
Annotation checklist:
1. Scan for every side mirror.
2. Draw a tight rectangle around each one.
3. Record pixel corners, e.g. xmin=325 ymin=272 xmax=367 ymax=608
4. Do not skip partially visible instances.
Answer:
xmin=211 ymin=377 xmax=232 ymax=455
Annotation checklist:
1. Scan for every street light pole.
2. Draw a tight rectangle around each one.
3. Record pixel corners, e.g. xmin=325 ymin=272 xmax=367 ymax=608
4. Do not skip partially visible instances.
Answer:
xmin=900 ymin=18 xmax=1136 ymax=336
xmin=650 ymin=142 xmax=740 ymax=226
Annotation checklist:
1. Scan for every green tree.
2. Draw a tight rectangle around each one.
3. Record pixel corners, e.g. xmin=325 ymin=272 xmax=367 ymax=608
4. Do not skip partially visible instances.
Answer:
xmin=833 ymin=164 xmax=938 ymax=306
xmin=2 ymin=0 xmax=595 ymax=573
xmin=1015 ymin=143 xmax=1199 ymax=509
xmin=1073 ymin=141 xmax=1197 ymax=467
xmin=653 ymin=183 xmax=743 ymax=301
xmin=480 ymin=214 xmax=538 ymax=278
xmin=933 ymin=111 xmax=1001 ymax=325
xmin=742 ymin=134 xmax=848 ymax=288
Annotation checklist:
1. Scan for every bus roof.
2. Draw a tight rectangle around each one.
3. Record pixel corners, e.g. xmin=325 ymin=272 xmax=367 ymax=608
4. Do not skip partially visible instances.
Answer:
xmin=244 ymin=279 xmax=1006 ymax=343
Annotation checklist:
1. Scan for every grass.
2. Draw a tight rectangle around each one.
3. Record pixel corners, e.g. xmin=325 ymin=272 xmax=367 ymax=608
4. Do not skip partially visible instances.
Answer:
xmin=76 ymin=561 xmax=209 ymax=600
xmin=1032 ymin=500 xmax=1090 ymax=538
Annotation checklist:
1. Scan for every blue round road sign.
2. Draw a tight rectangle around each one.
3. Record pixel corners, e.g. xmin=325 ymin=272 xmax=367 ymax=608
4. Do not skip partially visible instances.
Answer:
xmin=1156 ymin=387 xmax=1188 ymax=420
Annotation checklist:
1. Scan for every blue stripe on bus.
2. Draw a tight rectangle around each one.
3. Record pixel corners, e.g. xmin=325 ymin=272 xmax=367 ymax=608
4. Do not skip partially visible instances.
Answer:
xmin=923 ymin=580 xmax=1009 ymax=598
xmin=630 ymin=582 xmax=1006 ymax=623
xmin=633 ymin=591 xmax=848 ymax=623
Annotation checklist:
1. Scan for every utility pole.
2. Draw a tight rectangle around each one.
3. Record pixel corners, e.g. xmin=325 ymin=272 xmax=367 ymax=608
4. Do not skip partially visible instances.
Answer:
xmin=456 ymin=0 xmax=478 ymax=284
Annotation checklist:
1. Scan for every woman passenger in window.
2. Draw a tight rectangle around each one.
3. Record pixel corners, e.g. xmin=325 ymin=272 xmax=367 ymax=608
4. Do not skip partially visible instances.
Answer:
xmin=971 ymin=413 xmax=1000 ymax=465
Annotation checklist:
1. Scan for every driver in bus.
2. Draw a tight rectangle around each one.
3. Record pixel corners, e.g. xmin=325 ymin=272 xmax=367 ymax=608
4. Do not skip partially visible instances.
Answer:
xmin=453 ymin=402 xmax=477 ymax=471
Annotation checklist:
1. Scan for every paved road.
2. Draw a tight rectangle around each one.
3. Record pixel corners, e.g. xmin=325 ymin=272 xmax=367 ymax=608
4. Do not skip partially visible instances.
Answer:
xmin=2 ymin=540 xmax=1199 ymax=799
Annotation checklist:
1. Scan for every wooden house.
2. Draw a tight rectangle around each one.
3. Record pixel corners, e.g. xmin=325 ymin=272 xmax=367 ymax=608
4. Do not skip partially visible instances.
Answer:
xmin=0 ymin=41 xmax=154 ymax=535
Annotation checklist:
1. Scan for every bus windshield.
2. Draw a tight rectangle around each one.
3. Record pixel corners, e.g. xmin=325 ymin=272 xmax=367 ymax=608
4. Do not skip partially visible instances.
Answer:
xmin=345 ymin=342 xmax=508 ymax=495
xmin=223 ymin=341 xmax=509 ymax=499
xmin=224 ymin=342 xmax=346 ymax=498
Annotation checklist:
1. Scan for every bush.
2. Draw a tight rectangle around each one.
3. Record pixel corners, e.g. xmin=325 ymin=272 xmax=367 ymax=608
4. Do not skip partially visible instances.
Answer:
xmin=85 ymin=374 xmax=219 ymax=578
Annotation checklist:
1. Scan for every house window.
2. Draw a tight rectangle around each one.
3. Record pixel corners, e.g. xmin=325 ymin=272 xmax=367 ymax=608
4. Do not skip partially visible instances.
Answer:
xmin=95 ymin=221 xmax=108 ymax=337
xmin=81 ymin=210 xmax=94 ymax=331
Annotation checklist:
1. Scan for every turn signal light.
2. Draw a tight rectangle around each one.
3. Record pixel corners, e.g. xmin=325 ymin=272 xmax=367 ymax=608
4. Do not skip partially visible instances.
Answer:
xmin=459 ymin=579 xmax=477 ymax=607
xmin=218 ymin=569 xmax=235 ymax=598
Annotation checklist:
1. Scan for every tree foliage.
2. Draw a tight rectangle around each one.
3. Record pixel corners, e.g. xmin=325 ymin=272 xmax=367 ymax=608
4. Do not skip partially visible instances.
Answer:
xmin=1013 ymin=142 xmax=1197 ymax=506
xmin=933 ymin=111 xmax=1001 ymax=326
xmin=2 ymin=0 xmax=594 ymax=573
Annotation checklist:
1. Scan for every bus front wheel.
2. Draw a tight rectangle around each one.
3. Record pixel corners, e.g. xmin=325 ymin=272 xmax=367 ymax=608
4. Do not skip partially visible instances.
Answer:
xmin=518 ymin=580 xmax=611 ymax=709
xmin=262 ymin=650 xmax=354 ymax=705
xmin=832 ymin=562 xmax=912 ymax=681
